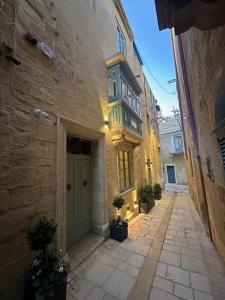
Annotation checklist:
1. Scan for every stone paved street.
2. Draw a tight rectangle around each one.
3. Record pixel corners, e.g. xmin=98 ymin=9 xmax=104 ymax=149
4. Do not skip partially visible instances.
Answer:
xmin=67 ymin=192 xmax=225 ymax=300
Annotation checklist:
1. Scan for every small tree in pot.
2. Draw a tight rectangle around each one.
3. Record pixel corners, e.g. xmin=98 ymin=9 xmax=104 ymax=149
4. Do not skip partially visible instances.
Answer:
xmin=154 ymin=183 xmax=162 ymax=200
xmin=139 ymin=185 xmax=155 ymax=213
xmin=24 ymin=217 xmax=68 ymax=300
xmin=110 ymin=196 xmax=128 ymax=242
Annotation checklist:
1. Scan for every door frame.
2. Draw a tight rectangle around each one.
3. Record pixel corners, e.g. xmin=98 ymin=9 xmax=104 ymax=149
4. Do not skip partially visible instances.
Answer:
xmin=165 ymin=164 xmax=177 ymax=184
xmin=56 ymin=115 xmax=108 ymax=256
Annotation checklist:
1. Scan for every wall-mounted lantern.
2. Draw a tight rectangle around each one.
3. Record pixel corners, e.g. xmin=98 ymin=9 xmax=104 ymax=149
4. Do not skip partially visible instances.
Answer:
xmin=146 ymin=159 xmax=152 ymax=168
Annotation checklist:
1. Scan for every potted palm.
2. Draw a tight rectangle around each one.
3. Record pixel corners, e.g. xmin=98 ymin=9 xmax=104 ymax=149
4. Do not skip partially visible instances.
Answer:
xmin=139 ymin=185 xmax=155 ymax=213
xmin=154 ymin=183 xmax=162 ymax=200
xmin=24 ymin=217 xmax=68 ymax=300
xmin=110 ymin=196 xmax=128 ymax=242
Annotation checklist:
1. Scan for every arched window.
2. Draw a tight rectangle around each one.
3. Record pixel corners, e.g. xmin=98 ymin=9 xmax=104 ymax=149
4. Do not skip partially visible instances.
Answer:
xmin=214 ymin=77 xmax=225 ymax=172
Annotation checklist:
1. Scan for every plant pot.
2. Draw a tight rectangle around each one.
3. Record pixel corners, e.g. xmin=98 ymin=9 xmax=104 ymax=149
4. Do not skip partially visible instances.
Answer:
xmin=110 ymin=223 xmax=128 ymax=242
xmin=154 ymin=193 xmax=162 ymax=200
xmin=139 ymin=202 xmax=150 ymax=213
xmin=24 ymin=275 xmax=67 ymax=300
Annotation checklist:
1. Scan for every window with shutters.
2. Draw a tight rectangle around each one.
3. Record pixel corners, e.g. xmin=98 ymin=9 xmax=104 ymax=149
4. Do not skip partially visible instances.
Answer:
xmin=119 ymin=150 xmax=132 ymax=191
xmin=174 ymin=135 xmax=183 ymax=152
xmin=116 ymin=26 xmax=126 ymax=54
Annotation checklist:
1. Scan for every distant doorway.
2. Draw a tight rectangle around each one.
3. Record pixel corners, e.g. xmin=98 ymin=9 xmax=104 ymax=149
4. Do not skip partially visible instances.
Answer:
xmin=166 ymin=165 xmax=176 ymax=184
xmin=66 ymin=137 xmax=92 ymax=250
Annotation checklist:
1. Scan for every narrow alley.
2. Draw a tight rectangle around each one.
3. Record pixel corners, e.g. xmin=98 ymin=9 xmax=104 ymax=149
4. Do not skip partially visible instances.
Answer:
xmin=1 ymin=1 xmax=225 ymax=299
xmin=67 ymin=192 xmax=225 ymax=300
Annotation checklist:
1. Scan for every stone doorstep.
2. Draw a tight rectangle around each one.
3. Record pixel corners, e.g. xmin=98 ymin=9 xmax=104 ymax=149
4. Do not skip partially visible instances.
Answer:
xmin=68 ymin=233 xmax=105 ymax=273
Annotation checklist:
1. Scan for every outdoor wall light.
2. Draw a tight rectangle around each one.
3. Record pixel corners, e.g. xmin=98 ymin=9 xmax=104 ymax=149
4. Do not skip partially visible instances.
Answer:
xmin=34 ymin=108 xmax=49 ymax=119
xmin=104 ymin=120 xmax=109 ymax=128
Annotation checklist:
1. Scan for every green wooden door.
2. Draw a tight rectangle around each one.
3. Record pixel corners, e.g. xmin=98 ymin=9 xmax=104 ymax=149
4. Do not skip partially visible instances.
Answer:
xmin=67 ymin=154 xmax=92 ymax=250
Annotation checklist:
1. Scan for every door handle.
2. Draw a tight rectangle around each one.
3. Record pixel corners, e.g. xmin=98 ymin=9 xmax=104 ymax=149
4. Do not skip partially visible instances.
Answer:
xmin=67 ymin=184 xmax=72 ymax=191
xmin=83 ymin=180 xmax=88 ymax=186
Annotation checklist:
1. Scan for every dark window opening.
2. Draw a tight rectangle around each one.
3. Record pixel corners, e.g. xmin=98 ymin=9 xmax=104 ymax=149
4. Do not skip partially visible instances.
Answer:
xmin=67 ymin=136 xmax=91 ymax=155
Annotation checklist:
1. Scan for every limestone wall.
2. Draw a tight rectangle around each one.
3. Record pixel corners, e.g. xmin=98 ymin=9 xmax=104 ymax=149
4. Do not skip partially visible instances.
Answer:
xmin=173 ymin=25 xmax=225 ymax=262
xmin=0 ymin=0 xmax=161 ymax=298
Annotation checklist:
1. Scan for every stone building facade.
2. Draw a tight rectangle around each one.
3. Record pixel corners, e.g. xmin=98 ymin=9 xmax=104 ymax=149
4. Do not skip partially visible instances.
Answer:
xmin=0 ymin=0 xmax=161 ymax=298
xmin=154 ymin=0 xmax=225 ymax=264
xmin=159 ymin=116 xmax=188 ymax=189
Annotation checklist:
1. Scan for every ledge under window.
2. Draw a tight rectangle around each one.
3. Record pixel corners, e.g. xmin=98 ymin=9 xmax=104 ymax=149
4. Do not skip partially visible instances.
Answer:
xmin=120 ymin=186 xmax=136 ymax=196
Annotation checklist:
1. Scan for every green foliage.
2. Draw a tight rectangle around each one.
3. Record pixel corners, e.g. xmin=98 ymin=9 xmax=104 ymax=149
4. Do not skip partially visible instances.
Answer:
xmin=112 ymin=196 xmax=125 ymax=210
xmin=154 ymin=183 xmax=162 ymax=200
xmin=139 ymin=185 xmax=154 ymax=203
xmin=26 ymin=217 xmax=57 ymax=252
xmin=25 ymin=217 xmax=68 ymax=297
xmin=110 ymin=216 xmax=128 ymax=229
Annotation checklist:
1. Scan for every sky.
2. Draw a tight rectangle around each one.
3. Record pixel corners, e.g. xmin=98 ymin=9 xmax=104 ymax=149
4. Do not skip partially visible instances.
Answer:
xmin=121 ymin=0 xmax=179 ymax=116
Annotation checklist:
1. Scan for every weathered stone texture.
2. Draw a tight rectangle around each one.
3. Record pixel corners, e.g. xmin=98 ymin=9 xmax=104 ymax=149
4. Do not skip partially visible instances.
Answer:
xmin=0 ymin=1 xmax=161 ymax=299
xmin=173 ymin=25 xmax=225 ymax=263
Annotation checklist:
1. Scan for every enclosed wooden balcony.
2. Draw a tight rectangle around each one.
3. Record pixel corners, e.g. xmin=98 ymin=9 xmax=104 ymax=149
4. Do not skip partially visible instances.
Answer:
xmin=106 ymin=53 xmax=143 ymax=145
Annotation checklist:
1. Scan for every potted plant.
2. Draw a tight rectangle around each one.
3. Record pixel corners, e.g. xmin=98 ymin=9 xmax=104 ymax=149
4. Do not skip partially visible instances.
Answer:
xmin=154 ymin=183 xmax=162 ymax=200
xmin=110 ymin=196 xmax=128 ymax=242
xmin=24 ymin=217 xmax=68 ymax=300
xmin=139 ymin=185 xmax=155 ymax=213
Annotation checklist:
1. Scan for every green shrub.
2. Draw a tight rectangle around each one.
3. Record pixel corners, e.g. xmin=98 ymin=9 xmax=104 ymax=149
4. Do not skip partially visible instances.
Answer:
xmin=154 ymin=183 xmax=162 ymax=200
xmin=25 ymin=217 xmax=68 ymax=298
xmin=112 ymin=195 xmax=125 ymax=210
xmin=26 ymin=217 xmax=57 ymax=252
xmin=139 ymin=185 xmax=154 ymax=203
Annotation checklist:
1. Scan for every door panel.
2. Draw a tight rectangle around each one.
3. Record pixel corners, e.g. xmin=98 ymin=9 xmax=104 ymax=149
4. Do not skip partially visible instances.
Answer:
xmin=67 ymin=155 xmax=91 ymax=250
xmin=167 ymin=166 xmax=176 ymax=184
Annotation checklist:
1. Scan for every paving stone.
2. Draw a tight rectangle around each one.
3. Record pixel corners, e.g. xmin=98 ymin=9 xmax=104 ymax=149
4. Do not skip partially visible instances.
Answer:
xmin=194 ymin=290 xmax=213 ymax=300
xmin=85 ymin=262 xmax=114 ymax=286
xmin=163 ymin=243 xmax=180 ymax=254
xmin=103 ymin=270 xmax=135 ymax=299
xmin=99 ymin=254 xmax=120 ymax=268
xmin=103 ymin=293 xmax=119 ymax=300
xmin=190 ymin=272 xmax=210 ymax=293
xmin=121 ymin=239 xmax=149 ymax=256
xmin=149 ymin=287 xmax=180 ymax=300
xmin=70 ymin=277 xmax=94 ymax=299
xmin=159 ymin=250 xmax=181 ymax=267
xmin=127 ymin=253 xmax=145 ymax=268
xmin=117 ymin=262 xmax=139 ymax=277
xmin=156 ymin=262 xmax=167 ymax=278
xmin=181 ymin=255 xmax=207 ymax=274
xmin=181 ymin=247 xmax=202 ymax=258
xmin=110 ymin=247 xmax=132 ymax=262
xmin=174 ymin=283 xmax=194 ymax=300
xmin=86 ymin=287 xmax=105 ymax=300
xmin=153 ymin=276 xmax=174 ymax=293
xmin=167 ymin=265 xmax=190 ymax=286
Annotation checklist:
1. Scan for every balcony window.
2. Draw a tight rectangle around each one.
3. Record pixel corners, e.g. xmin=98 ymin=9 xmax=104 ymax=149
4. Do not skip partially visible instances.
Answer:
xmin=174 ymin=135 xmax=183 ymax=152
xmin=121 ymin=79 xmax=127 ymax=101
xmin=119 ymin=150 xmax=132 ymax=191
xmin=117 ymin=26 xmax=125 ymax=54
xmin=112 ymin=80 xmax=117 ymax=97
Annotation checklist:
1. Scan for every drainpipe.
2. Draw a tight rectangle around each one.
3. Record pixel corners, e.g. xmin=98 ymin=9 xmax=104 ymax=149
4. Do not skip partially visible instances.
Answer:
xmin=171 ymin=32 xmax=212 ymax=241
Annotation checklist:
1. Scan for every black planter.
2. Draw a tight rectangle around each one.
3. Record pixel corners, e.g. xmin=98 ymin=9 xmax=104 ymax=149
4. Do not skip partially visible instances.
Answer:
xmin=139 ymin=202 xmax=150 ymax=213
xmin=24 ymin=276 xmax=67 ymax=300
xmin=110 ymin=223 xmax=128 ymax=242
xmin=139 ymin=199 xmax=155 ymax=213
xmin=154 ymin=193 xmax=162 ymax=200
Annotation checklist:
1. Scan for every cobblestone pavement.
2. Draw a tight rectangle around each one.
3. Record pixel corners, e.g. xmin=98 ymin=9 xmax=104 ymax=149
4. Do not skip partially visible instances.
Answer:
xmin=67 ymin=192 xmax=225 ymax=300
